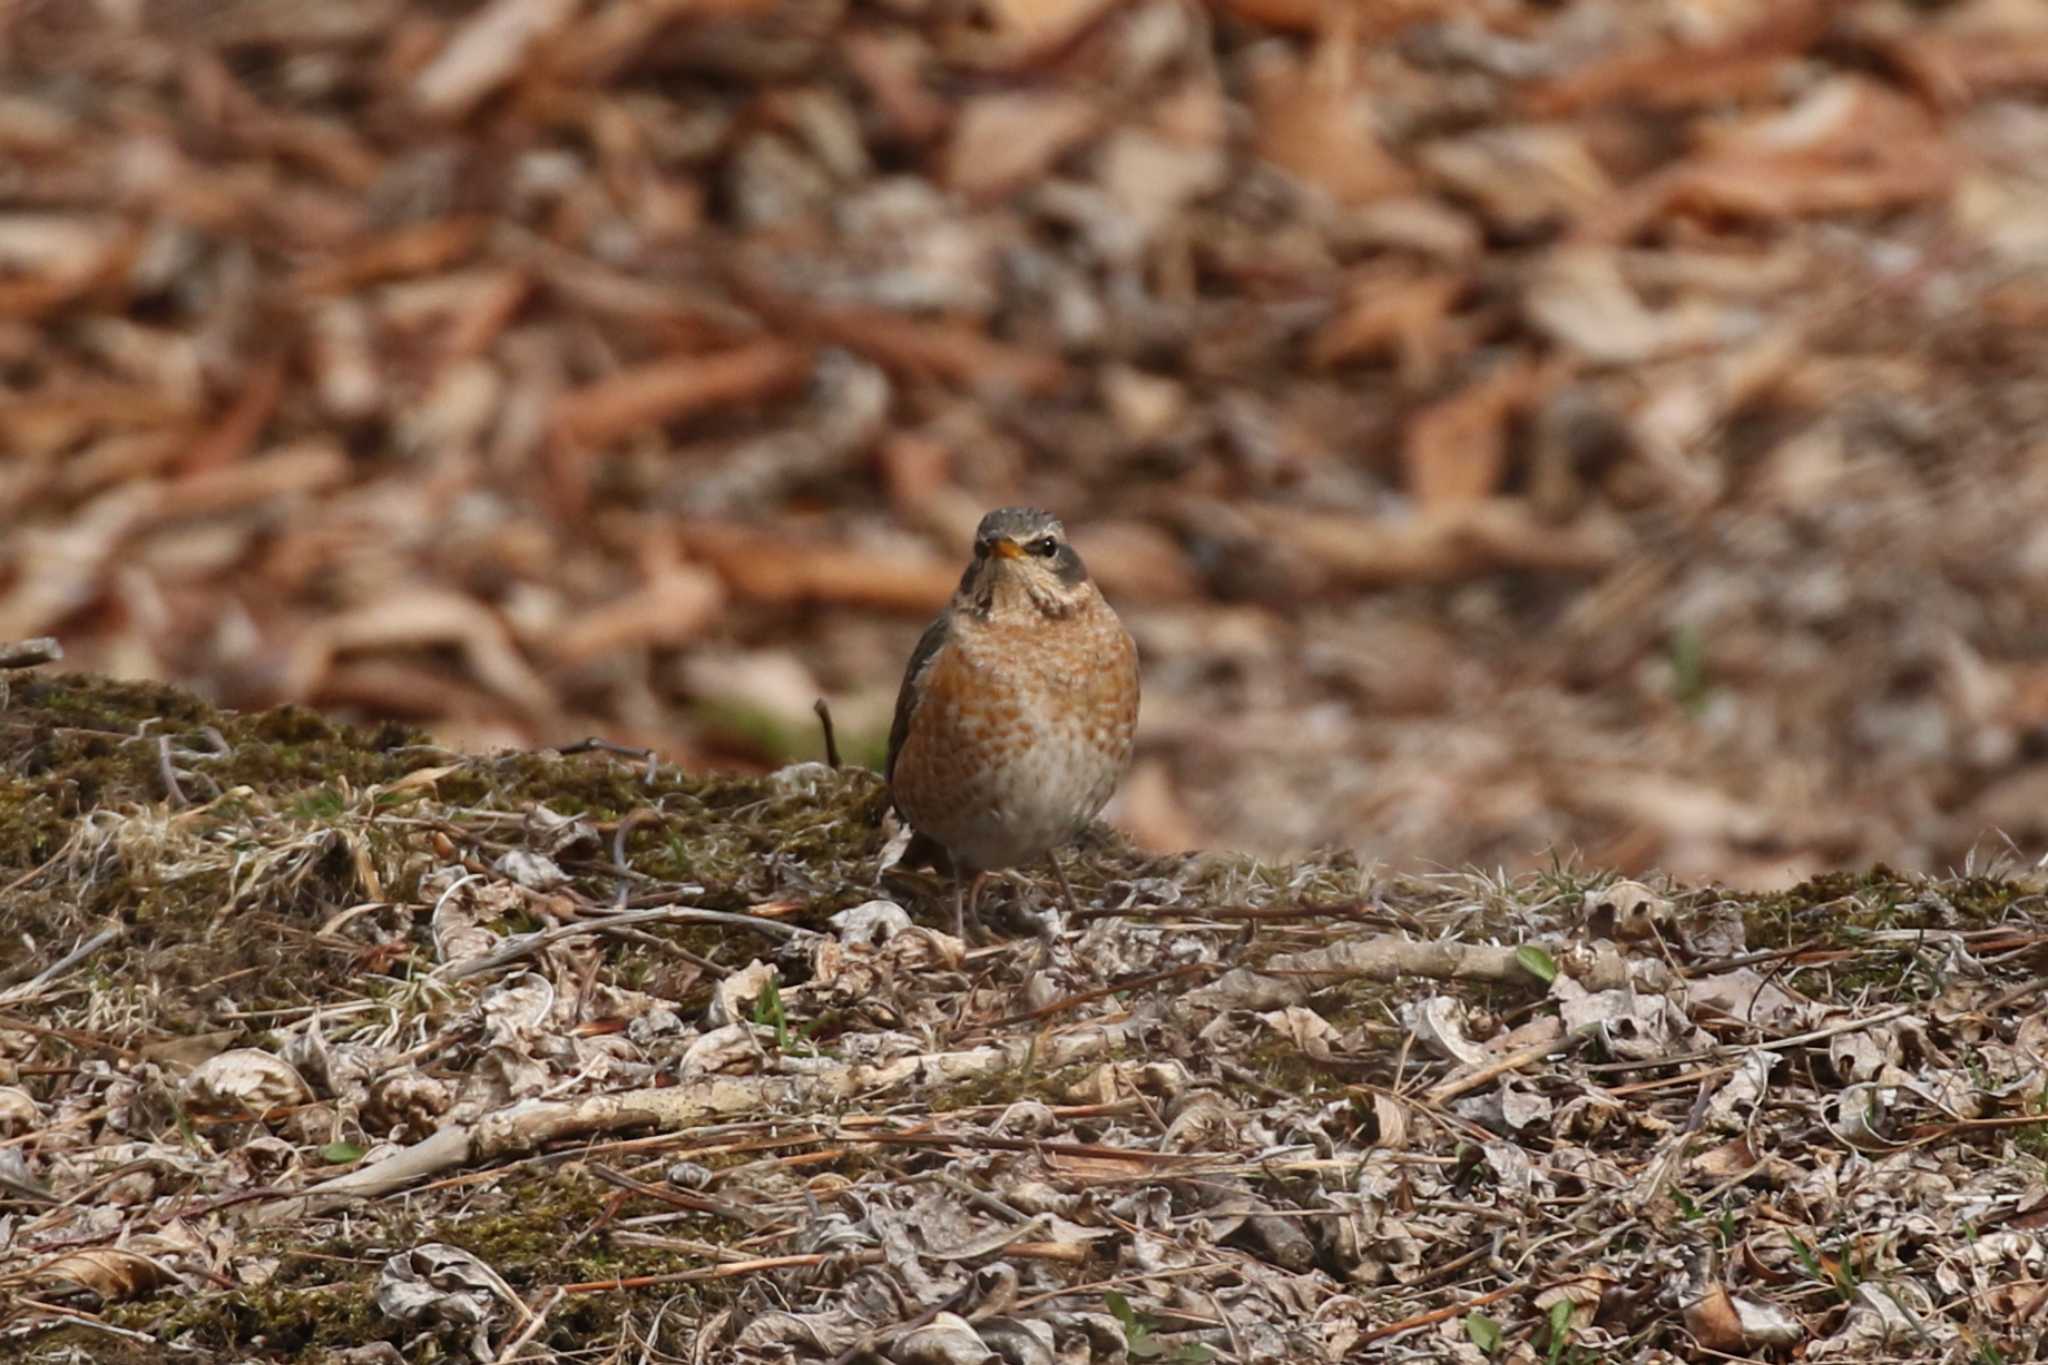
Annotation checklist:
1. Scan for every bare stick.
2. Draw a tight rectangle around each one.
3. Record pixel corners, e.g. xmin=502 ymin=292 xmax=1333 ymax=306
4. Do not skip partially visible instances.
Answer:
xmin=814 ymin=697 xmax=841 ymax=769
xmin=0 ymin=637 xmax=61 ymax=669
xmin=434 ymin=904 xmax=815 ymax=982
xmin=0 ymin=927 xmax=124 ymax=1006
xmin=557 ymin=737 xmax=663 ymax=785
xmin=1424 ymin=1023 xmax=1587 ymax=1104
xmin=491 ymin=1286 xmax=564 ymax=1364
xmin=157 ymin=736 xmax=189 ymax=807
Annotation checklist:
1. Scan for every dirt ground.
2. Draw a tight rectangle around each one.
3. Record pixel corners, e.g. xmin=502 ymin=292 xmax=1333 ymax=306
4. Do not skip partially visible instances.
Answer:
xmin=8 ymin=5 xmax=2048 ymax=846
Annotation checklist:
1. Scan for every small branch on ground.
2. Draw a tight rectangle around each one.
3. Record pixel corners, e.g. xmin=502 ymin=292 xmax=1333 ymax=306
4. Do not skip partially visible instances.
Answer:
xmin=557 ymin=737 xmax=663 ymax=784
xmin=814 ymin=697 xmax=841 ymax=769
xmin=0 ymin=638 xmax=62 ymax=669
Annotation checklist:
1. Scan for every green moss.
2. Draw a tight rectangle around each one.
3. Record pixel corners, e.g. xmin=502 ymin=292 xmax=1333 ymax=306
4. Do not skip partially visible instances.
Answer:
xmin=0 ymin=672 xmax=428 ymax=876
xmin=1741 ymin=865 xmax=2035 ymax=952
xmin=927 ymin=1059 xmax=1111 ymax=1113
xmin=102 ymin=1269 xmax=384 ymax=1358
xmin=87 ymin=1171 xmax=737 ymax=1359
xmin=0 ymin=674 xmax=943 ymax=1054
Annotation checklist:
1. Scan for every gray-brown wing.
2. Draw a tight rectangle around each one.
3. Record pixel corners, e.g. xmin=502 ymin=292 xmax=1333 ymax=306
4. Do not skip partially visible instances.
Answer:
xmin=885 ymin=613 xmax=953 ymax=788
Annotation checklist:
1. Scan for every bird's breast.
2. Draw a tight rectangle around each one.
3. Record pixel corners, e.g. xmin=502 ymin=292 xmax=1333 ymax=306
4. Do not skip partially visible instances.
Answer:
xmin=891 ymin=603 xmax=1139 ymax=871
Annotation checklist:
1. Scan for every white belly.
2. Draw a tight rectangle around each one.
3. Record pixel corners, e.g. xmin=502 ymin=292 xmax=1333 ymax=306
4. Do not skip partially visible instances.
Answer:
xmin=929 ymin=712 xmax=1124 ymax=871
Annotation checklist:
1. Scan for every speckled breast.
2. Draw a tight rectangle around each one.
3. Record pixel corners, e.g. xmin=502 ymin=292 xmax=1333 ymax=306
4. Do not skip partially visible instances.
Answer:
xmin=893 ymin=602 xmax=1139 ymax=872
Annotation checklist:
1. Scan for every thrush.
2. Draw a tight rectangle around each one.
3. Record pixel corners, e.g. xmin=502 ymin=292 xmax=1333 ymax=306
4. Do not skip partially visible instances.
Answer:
xmin=886 ymin=507 xmax=1141 ymax=941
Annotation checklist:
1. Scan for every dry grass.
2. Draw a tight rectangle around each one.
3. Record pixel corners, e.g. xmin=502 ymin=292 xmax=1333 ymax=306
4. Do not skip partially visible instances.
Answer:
xmin=5 ymin=673 xmax=2048 ymax=1361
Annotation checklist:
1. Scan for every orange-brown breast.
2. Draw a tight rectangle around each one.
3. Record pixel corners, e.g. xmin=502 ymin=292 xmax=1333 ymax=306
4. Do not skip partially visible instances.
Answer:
xmin=891 ymin=593 xmax=1138 ymax=872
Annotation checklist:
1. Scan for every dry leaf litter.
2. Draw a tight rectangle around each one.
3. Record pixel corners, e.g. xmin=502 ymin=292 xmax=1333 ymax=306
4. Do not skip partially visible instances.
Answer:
xmin=3 ymin=674 xmax=2048 ymax=1359
xmin=10 ymin=0 xmax=2048 ymax=1359
xmin=7 ymin=0 xmax=2048 ymax=883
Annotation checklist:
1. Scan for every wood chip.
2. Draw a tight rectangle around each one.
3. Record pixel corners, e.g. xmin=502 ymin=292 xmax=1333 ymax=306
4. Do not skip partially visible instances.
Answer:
xmin=683 ymin=527 xmax=958 ymax=613
xmin=412 ymin=0 xmax=584 ymax=120
xmin=550 ymin=340 xmax=814 ymax=449
xmin=940 ymin=91 xmax=1101 ymax=201
xmin=1239 ymin=499 xmax=1628 ymax=587
xmin=547 ymin=566 xmax=727 ymax=666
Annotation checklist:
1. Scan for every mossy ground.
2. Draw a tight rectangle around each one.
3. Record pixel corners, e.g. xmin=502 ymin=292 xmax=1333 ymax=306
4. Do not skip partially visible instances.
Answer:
xmin=79 ymin=1170 xmax=716 ymax=1359
xmin=7 ymin=673 xmax=2048 ymax=1360
xmin=0 ymin=673 xmax=904 ymax=1024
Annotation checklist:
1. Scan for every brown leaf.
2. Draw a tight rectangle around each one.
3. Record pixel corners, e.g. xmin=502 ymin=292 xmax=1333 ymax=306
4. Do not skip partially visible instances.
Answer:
xmin=33 ymin=1248 xmax=172 ymax=1304
xmin=178 ymin=357 xmax=287 ymax=476
xmin=284 ymin=588 xmax=557 ymax=717
xmin=1402 ymin=356 xmax=1557 ymax=506
xmin=842 ymin=30 xmax=949 ymax=144
xmin=1308 ymin=269 xmax=1467 ymax=385
xmin=1113 ymin=758 xmax=1205 ymax=854
xmin=940 ymin=91 xmax=1101 ymax=201
xmin=878 ymin=431 xmax=955 ymax=512
xmin=1070 ymin=519 xmax=1201 ymax=603
xmin=1576 ymin=79 xmax=1952 ymax=242
xmin=791 ymin=305 xmax=1066 ymax=396
xmin=1876 ymin=25 xmax=2048 ymax=110
xmin=1685 ymin=1283 xmax=1747 ymax=1353
xmin=1250 ymin=42 xmax=1411 ymax=205
xmin=156 ymin=440 xmax=351 ymax=521
xmin=1420 ymin=126 xmax=1613 ymax=238
xmin=1521 ymin=3 xmax=1834 ymax=116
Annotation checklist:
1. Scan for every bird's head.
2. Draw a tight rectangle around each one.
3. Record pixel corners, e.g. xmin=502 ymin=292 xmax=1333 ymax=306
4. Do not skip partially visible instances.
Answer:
xmin=959 ymin=506 xmax=1092 ymax=619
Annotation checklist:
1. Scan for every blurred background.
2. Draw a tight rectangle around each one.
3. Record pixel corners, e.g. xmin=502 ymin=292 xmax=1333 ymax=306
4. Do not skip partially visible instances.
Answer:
xmin=5 ymin=0 xmax=2048 ymax=887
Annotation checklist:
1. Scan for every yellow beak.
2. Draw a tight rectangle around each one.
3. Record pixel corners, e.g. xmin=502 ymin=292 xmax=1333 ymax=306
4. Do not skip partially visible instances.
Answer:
xmin=989 ymin=538 xmax=1024 ymax=560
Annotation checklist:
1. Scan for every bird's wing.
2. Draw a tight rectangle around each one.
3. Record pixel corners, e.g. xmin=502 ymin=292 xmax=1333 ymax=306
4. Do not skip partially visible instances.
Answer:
xmin=886 ymin=612 xmax=953 ymax=788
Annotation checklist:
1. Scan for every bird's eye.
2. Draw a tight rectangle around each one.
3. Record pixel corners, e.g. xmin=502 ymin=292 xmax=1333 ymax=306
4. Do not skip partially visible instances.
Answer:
xmin=1030 ymin=537 xmax=1058 ymax=558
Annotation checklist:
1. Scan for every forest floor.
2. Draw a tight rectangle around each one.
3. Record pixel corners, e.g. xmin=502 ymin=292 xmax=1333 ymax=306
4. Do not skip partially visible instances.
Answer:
xmin=10 ymin=0 xmax=2048 ymax=1358
xmin=3 ymin=671 xmax=2047 ymax=1361
xmin=9 ymin=0 xmax=2048 ymax=885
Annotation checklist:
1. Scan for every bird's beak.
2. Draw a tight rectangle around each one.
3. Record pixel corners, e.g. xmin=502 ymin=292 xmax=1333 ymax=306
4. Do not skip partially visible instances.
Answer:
xmin=989 ymin=538 xmax=1024 ymax=560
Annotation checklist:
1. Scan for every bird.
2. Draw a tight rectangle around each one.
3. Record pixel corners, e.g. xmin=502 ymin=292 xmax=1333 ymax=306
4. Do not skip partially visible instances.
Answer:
xmin=886 ymin=506 xmax=1140 ymax=942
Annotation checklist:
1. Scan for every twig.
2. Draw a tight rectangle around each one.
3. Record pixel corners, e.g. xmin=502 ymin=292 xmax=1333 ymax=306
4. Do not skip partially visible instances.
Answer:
xmin=1424 ymin=1024 xmax=1587 ymax=1104
xmin=435 ymin=904 xmax=816 ymax=981
xmin=610 ymin=807 xmax=664 ymax=910
xmin=1710 ymin=1003 xmax=1915 ymax=1058
xmin=1983 ymin=973 xmax=2048 ymax=1013
xmin=1357 ymin=1280 xmax=1527 ymax=1344
xmin=813 ymin=697 xmax=841 ymax=770
xmin=560 ymin=1249 xmax=888 ymax=1293
xmin=557 ymin=737 xmax=663 ymax=785
xmin=981 ymin=961 xmax=1218 ymax=1029
xmin=156 ymin=736 xmax=188 ymax=807
xmin=842 ymin=1131 xmax=1220 ymax=1164
xmin=0 ymin=638 xmax=61 ymax=669
xmin=14 ymin=1304 xmax=169 ymax=1348
xmin=1070 ymin=899 xmax=1379 ymax=925
xmin=588 ymin=1163 xmax=768 ymax=1229
xmin=491 ymin=1286 xmax=564 ymax=1364
xmin=1578 ymin=1002 xmax=1919 ymax=1072
xmin=0 ymin=927 xmax=124 ymax=1005
xmin=826 ymin=1284 xmax=979 ymax=1365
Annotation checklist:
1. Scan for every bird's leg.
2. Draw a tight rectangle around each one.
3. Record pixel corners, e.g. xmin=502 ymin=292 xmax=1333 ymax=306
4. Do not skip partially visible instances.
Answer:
xmin=950 ymin=851 xmax=989 ymax=944
xmin=1048 ymin=849 xmax=1083 ymax=917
